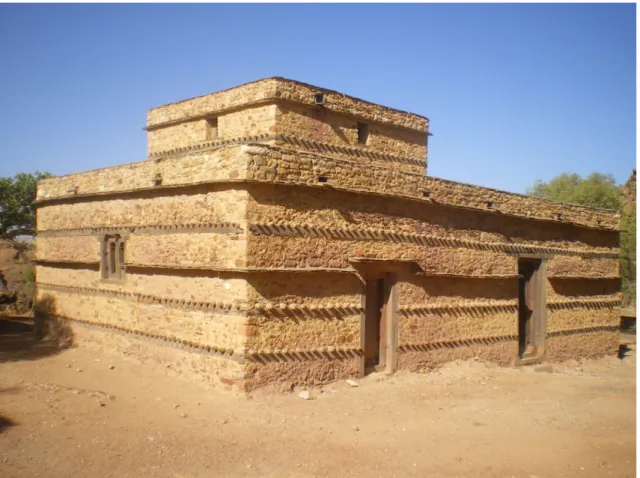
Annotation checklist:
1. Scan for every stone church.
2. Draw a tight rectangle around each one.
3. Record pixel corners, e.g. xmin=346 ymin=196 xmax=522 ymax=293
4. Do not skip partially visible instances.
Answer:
xmin=34 ymin=78 xmax=621 ymax=391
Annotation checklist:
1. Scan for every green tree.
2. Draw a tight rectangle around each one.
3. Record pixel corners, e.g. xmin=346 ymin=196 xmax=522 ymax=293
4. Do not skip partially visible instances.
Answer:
xmin=526 ymin=172 xmax=621 ymax=210
xmin=0 ymin=171 xmax=53 ymax=237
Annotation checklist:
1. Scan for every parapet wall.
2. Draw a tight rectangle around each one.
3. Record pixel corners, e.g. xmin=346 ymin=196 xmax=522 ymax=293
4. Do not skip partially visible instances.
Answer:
xmin=240 ymin=144 xmax=618 ymax=230
xmin=146 ymin=77 xmax=428 ymax=132
xmin=35 ymin=147 xmax=248 ymax=202
xmin=37 ymin=143 xmax=618 ymax=231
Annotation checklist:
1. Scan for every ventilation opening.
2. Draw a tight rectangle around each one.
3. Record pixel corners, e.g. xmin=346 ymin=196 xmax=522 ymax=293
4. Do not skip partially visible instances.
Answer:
xmin=486 ymin=201 xmax=493 ymax=209
xmin=357 ymin=123 xmax=369 ymax=145
xmin=557 ymin=213 xmax=564 ymax=221
xmin=318 ymin=176 xmax=328 ymax=183
xmin=206 ymin=117 xmax=218 ymax=140
xmin=153 ymin=173 xmax=163 ymax=186
xmin=314 ymin=93 xmax=325 ymax=105
xmin=422 ymin=191 xmax=430 ymax=198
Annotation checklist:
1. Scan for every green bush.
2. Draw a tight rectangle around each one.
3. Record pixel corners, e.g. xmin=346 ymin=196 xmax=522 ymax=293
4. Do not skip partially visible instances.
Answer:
xmin=22 ymin=268 xmax=35 ymax=284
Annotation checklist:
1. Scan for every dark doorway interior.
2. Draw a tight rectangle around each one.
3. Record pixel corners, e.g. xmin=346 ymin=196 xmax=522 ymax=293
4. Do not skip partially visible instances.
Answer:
xmin=518 ymin=258 xmax=543 ymax=359
xmin=364 ymin=277 xmax=388 ymax=373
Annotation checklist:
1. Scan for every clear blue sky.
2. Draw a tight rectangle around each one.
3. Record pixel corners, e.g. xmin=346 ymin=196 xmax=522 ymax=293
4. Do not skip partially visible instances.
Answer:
xmin=0 ymin=3 xmax=635 ymax=193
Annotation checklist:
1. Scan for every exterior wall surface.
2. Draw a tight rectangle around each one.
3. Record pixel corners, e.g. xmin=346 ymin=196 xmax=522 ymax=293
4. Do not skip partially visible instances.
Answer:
xmin=145 ymin=78 xmax=429 ymax=174
xmin=241 ymin=177 xmax=620 ymax=388
xmin=35 ymin=79 xmax=621 ymax=392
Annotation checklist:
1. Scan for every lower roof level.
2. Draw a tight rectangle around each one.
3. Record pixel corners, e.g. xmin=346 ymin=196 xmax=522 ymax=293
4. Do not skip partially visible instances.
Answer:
xmin=35 ymin=142 xmax=619 ymax=232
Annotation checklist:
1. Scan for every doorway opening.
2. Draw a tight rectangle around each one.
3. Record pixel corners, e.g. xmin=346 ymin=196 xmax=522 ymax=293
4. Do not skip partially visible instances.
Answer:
xmin=364 ymin=273 xmax=396 ymax=374
xmin=517 ymin=258 xmax=546 ymax=360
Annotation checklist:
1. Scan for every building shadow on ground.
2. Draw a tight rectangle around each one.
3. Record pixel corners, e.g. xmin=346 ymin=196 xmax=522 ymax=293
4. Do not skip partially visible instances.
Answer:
xmin=0 ymin=293 xmax=74 ymax=364
xmin=0 ymin=316 xmax=63 ymax=363
xmin=0 ymin=413 xmax=17 ymax=434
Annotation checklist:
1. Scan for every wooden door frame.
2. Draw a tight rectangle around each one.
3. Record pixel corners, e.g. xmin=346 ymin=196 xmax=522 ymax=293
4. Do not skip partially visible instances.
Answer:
xmin=357 ymin=267 xmax=398 ymax=377
xmin=513 ymin=254 xmax=549 ymax=365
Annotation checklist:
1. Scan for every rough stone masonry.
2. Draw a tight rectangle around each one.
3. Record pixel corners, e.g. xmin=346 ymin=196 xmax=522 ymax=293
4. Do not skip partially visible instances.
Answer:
xmin=34 ymin=77 xmax=621 ymax=392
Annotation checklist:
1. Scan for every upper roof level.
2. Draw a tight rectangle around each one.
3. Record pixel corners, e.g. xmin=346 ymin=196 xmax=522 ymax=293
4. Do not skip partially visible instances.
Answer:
xmin=145 ymin=77 xmax=430 ymax=174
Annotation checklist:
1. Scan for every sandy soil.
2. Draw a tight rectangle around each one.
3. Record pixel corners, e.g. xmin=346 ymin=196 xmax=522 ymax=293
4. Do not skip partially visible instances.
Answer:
xmin=0 ymin=322 xmax=635 ymax=478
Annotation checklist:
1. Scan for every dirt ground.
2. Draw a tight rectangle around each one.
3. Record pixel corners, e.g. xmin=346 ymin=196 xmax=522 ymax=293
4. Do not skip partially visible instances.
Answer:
xmin=0 ymin=321 xmax=636 ymax=478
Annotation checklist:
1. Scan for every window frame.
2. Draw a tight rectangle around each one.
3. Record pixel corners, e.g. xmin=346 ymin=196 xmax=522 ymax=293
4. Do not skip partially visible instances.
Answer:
xmin=101 ymin=234 xmax=127 ymax=282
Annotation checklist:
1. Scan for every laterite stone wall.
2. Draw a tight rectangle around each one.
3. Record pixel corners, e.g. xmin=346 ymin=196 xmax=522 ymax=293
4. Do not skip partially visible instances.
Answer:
xmin=35 ymin=78 xmax=621 ymax=392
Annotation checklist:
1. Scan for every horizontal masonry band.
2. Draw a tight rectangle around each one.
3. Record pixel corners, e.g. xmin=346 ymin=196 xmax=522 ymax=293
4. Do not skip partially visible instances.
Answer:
xmin=35 ymin=143 xmax=615 ymax=231
xmin=37 ymin=222 xmax=618 ymax=260
xmin=37 ymin=282 xmax=621 ymax=317
xmin=35 ymin=260 xmax=621 ymax=281
xmin=55 ymin=316 xmax=244 ymax=362
xmin=247 ymin=223 xmax=619 ymax=259
xmin=397 ymin=325 xmax=620 ymax=353
xmin=57 ymin=315 xmax=618 ymax=364
xmin=37 ymin=223 xmax=243 ymax=237
xmin=34 ymin=261 xmax=353 ymax=275
xmin=148 ymin=133 xmax=426 ymax=168
xmin=145 ymin=85 xmax=428 ymax=132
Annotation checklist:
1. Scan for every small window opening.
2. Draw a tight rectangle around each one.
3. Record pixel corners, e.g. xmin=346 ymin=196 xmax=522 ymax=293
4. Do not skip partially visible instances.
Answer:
xmin=318 ymin=176 xmax=328 ymax=183
xmin=422 ymin=191 xmax=430 ymax=198
xmin=557 ymin=213 xmax=564 ymax=221
xmin=153 ymin=173 xmax=163 ymax=186
xmin=314 ymin=93 xmax=325 ymax=105
xmin=206 ymin=117 xmax=218 ymax=140
xmin=486 ymin=201 xmax=493 ymax=209
xmin=357 ymin=123 xmax=369 ymax=145
xmin=102 ymin=235 xmax=126 ymax=280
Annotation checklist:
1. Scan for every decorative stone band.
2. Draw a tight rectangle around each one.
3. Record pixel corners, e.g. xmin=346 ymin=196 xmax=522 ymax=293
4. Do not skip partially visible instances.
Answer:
xmin=245 ymin=346 xmax=364 ymax=363
xmin=250 ymin=302 xmax=362 ymax=317
xmin=547 ymin=324 xmax=620 ymax=337
xmin=37 ymin=222 xmax=244 ymax=237
xmin=399 ymin=334 xmax=518 ymax=352
xmin=37 ymin=282 xmax=247 ymax=314
xmin=53 ymin=315 xmax=244 ymax=362
xmin=125 ymin=263 xmax=354 ymax=274
xmin=37 ymin=282 xmax=358 ymax=317
xmin=248 ymin=223 xmax=619 ymax=260
xmin=399 ymin=302 xmax=518 ymax=316
xmin=147 ymin=133 xmax=425 ymax=170
xmin=38 ymin=280 xmax=621 ymax=322
xmin=35 ymin=260 xmax=356 ymax=275
xmin=148 ymin=133 xmax=274 ymax=158
xmin=547 ymin=298 xmax=622 ymax=310
xmin=35 ymin=260 xmax=100 ymax=270
xmin=548 ymin=275 xmax=621 ymax=280
xmin=274 ymin=134 xmax=424 ymax=169
xmin=399 ymin=298 xmax=621 ymax=316
xmin=398 ymin=324 xmax=619 ymax=353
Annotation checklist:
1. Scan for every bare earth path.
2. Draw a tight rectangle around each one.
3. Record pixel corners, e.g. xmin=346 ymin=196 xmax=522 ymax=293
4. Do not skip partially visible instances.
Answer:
xmin=0 ymin=328 xmax=635 ymax=478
